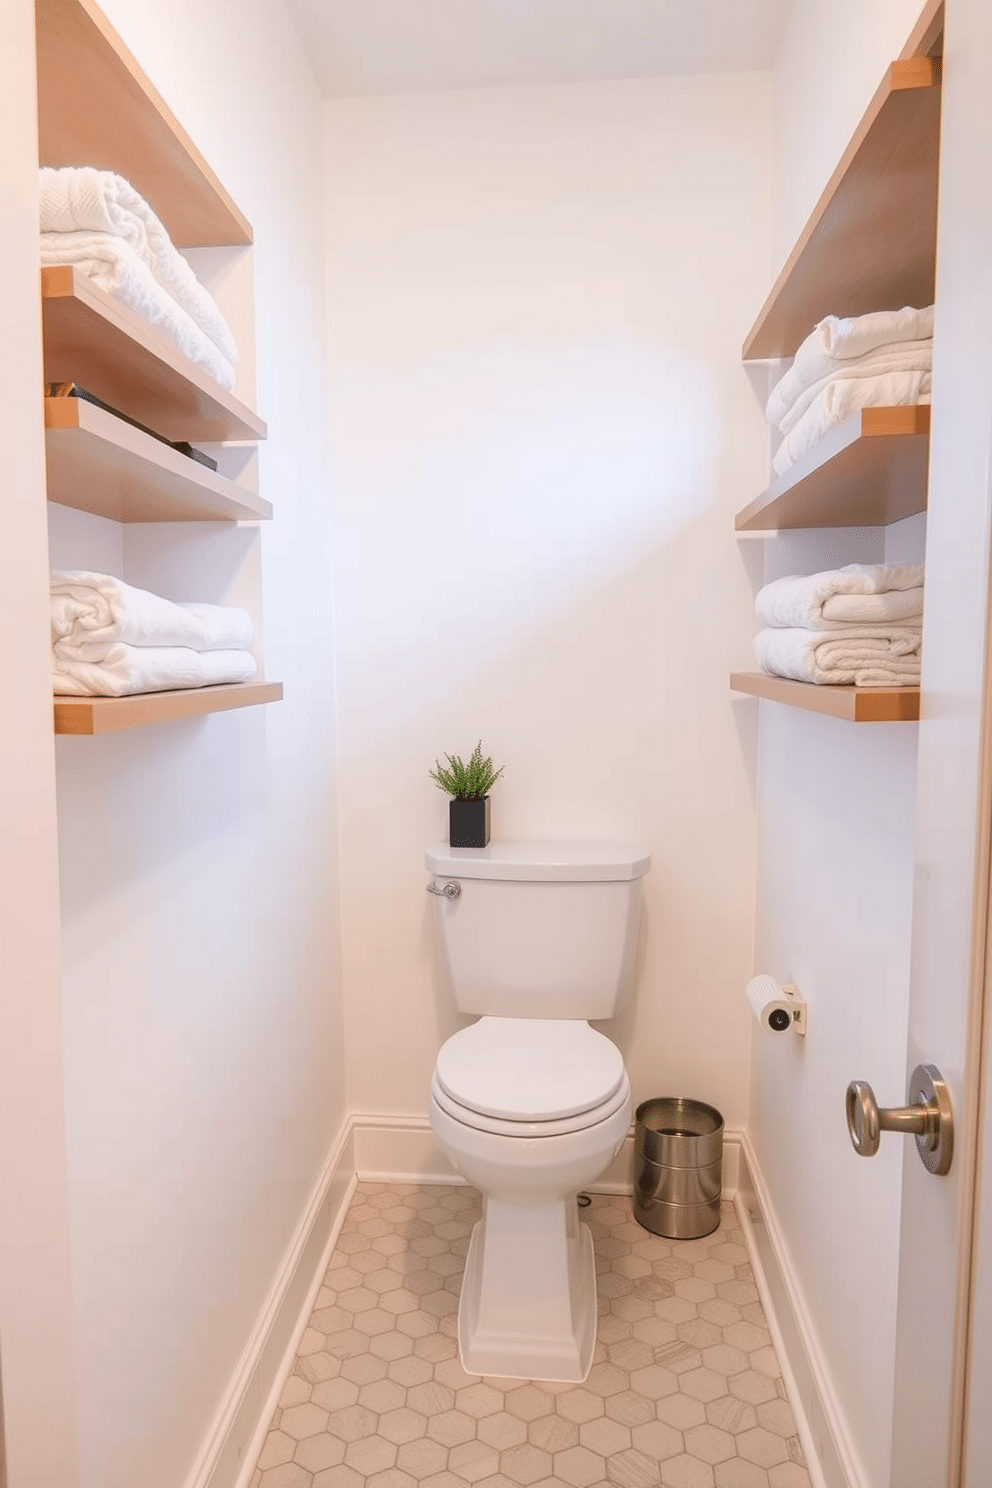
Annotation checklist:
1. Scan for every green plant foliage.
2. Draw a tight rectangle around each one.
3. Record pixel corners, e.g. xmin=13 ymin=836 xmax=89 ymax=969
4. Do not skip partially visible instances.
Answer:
xmin=429 ymin=740 xmax=504 ymax=801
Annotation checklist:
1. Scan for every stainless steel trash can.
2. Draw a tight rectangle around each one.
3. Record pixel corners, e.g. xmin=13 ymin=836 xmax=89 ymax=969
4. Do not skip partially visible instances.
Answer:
xmin=633 ymin=1097 xmax=723 ymax=1239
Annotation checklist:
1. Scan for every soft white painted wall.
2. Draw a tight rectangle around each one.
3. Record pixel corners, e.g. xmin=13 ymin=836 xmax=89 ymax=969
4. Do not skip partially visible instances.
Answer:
xmin=770 ymin=0 xmax=937 ymax=265
xmin=40 ymin=4 xmax=345 ymax=1486
xmin=750 ymin=700 xmax=916 ymax=1488
xmin=751 ymin=4 xmax=932 ymax=1486
xmin=0 ymin=4 xmax=79 ymax=1481
xmin=323 ymin=77 xmax=769 ymax=1140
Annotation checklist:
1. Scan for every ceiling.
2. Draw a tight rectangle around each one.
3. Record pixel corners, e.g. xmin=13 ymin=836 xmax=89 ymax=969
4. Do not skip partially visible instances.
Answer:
xmin=287 ymin=0 xmax=794 ymax=100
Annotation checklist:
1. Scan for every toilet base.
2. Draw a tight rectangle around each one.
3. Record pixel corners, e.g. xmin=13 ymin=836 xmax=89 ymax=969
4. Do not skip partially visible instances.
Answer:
xmin=458 ymin=1195 xmax=597 ymax=1382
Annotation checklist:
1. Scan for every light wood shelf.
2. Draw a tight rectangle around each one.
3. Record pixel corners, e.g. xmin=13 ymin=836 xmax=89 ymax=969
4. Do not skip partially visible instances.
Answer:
xmin=44 ymin=397 xmax=271 ymax=523
xmin=730 ymin=672 xmax=920 ymax=722
xmin=39 ymin=1 xmax=279 ymax=742
xmin=42 ymin=266 xmax=267 ymax=444
xmin=54 ymin=682 xmax=284 ymax=735
xmin=35 ymin=0 xmax=251 ymax=248
xmin=743 ymin=57 xmax=941 ymax=361
xmin=735 ymin=406 xmax=931 ymax=532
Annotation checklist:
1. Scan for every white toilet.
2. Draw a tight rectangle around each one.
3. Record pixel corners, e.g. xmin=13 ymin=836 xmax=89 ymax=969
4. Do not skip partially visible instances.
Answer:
xmin=425 ymin=839 xmax=650 ymax=1383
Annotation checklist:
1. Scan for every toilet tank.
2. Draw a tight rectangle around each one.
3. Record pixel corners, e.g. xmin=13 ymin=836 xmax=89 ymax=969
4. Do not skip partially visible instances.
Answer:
xmin=425 ymin=841 xmax=650 ymax=1020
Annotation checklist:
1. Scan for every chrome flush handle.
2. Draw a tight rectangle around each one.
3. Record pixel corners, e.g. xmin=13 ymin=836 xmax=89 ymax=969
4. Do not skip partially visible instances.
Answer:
xmin=426 ymin=881 xmax=461 ymax=899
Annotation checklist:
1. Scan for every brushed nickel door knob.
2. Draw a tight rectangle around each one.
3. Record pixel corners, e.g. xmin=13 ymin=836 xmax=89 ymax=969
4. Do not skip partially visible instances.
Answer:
xmin=845 ymin=1063 xmax=953 ymax=1176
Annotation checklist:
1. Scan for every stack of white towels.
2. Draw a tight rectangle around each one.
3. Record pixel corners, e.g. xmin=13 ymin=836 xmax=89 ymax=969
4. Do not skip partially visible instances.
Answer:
xmin=753 ymin=563 xmax=923 ymax=687
xmin=51 ymin=571 xmax=257 ymax=697
xmin=40 ymin=166 xmax=238 ymax=390
xmin=768 ymin=305 xmax=933 ymax=478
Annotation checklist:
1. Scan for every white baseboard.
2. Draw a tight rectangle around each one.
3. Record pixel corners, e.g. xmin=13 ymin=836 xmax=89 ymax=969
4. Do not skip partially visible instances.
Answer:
xmin=736 ymin=1135 xmax=862 ymax=1488
xmin=190 ymin=1112 xmax=745 ymax=1488
xmin=183 ymin=1119 xmax=357 ymax=1488
xmin=351 ymin=1112 xmax=459 ymax=1184
xmin=353 ymin=1112 xmax=741 ymax=1198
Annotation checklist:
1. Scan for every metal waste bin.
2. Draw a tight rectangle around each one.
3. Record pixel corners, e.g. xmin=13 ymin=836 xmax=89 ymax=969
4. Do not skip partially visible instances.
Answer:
xmin=633 ymin=1097 xmax=723 ymax=1239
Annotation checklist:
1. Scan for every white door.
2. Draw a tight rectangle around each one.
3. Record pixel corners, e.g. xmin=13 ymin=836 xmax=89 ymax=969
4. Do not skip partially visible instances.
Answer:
xmin=888 ymin=1 xmax=992 ymax=1482
xmin=0 ymin=2 xmax=79 ymax=1483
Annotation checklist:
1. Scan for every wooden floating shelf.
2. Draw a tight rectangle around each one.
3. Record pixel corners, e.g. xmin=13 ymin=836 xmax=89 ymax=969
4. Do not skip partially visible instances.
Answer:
xmin=35 ymin=0 xmax=251 ymax=248
xmin=736 ymin=406 xmax=931 ymax=532
xmin=42 ymin=267 xmax=267 ymax=444
xmin=54 ymin=681 xmax=284 ymax=735
xmin=730 ymin=672 xmax=919 ymax=722
xmin=743 ymin=57 xmax=941 ymax=360
xmin=44 ymin=397 xmax=271 ymax=523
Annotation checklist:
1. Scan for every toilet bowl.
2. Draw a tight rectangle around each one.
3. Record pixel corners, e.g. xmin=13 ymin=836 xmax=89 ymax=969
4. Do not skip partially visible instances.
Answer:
xmin=429 ymin=1017 xmax=633 ymax=1380
xmin=425 ymin=840 xmax=650 ymax=1382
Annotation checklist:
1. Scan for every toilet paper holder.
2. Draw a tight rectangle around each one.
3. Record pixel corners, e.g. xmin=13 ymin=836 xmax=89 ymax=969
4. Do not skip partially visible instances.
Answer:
xmin=746 ymin=974 xmax=807 ymax=1036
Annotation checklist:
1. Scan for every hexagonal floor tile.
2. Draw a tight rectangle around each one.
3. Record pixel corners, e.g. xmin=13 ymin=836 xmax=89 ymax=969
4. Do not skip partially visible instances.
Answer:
xmin=248 ymin=1185 xmax=813 ymax=1488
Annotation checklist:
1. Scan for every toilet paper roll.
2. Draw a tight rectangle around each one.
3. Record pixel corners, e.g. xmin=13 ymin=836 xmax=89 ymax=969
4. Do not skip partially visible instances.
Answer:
xmin=746 ymin=974 xmax=794 ymax=1033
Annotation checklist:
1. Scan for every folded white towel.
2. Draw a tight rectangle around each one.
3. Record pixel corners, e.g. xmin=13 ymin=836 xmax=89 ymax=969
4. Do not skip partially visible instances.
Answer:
xmin=766 ymin=305 xmax=933 ymax=426
xmin=756 ymin=564 xmax=924 ymax=631
xmin=753 ymin=625 xmax=921 ymax=686
xmin=41 ymin=233 xmax=236 ymax=390
xmin=51 ymin=571 xmax=253 ymax=653
xmin=39 ymin=167 xmax=237 ymax=365
xmin=772 ymin=371 xmax=932 ymax=477
xmin=53 ymin=645 xmax=257 ymax=697
xmin=809 ymin=305 xmax=934 ymax=361
xmin=774 ymin=342 xmax=932 ymax=434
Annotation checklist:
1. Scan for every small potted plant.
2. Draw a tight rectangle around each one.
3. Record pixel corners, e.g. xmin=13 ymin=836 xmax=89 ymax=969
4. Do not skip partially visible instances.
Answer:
xmin=429 ymin=740 xmax=504 ymax=848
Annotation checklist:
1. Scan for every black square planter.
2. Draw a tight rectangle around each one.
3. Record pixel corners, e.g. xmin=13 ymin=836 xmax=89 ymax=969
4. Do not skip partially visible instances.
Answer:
xmin=449 ymin=796 xmax=490 ymax=848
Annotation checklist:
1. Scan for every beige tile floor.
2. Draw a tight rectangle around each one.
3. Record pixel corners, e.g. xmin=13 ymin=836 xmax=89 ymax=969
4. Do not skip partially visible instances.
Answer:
xmin=250 ymin=1183 xmax=813 ymax=1488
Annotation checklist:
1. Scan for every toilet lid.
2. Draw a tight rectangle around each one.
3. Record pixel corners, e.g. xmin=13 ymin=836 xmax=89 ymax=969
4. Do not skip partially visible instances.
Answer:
xmin=435 ymin=1018 xmax=625 ymax=1122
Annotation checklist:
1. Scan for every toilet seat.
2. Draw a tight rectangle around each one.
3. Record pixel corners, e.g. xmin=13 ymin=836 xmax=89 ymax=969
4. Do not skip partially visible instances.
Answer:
xmin=431 ymin=1067 xmax=630 ymax=1137
xmin=434 ymin=1017 xmax=627 ymax=1133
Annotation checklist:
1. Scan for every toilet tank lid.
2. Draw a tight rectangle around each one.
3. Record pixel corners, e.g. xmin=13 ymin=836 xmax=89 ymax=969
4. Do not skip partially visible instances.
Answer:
xmin=425 ymin=840 xmax=650 ymax=882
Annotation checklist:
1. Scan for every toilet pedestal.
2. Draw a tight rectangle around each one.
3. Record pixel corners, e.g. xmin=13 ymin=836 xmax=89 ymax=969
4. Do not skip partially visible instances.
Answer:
xmin=458 ymin=1195 xmax=597 ymax=1382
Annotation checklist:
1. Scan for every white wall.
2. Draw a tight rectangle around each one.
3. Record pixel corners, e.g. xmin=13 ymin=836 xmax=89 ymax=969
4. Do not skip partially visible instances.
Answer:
xmin=323 ymin=77 xmax=770 ymax=1139
xmin=41 ymin=4 xmax=345 ymax=1487
xmin=771 ymin=0 xmax=938 ymax=266
xmin=750 ymin=4 xmax=932 ymax=1487
xmin=0 ymin=4 xmax=79 ymax=1482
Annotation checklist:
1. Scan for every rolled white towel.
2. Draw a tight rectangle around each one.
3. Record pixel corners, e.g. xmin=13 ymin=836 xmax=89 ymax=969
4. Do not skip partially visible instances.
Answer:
xmin=41 ymin=233 xmax=236 ymax=391
xmin=772 ymin=370 xmax=932 ymax=478
xmin=39 ymin=166 xmax=237 ymax=365
xmin=51 ymin=571 xmax=253 ymax=653
xmin=53 ymin=645 xmax=257 ymax=697
xmin=756 ymin=564 xmax=924 ymax=631
xmin=766 ymin=305 xmax=933 ymax=425
xmin=775 ymin=342 xmax=932 ymax=434
xmin=753 ymin=625 xmax=921 ymax=687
